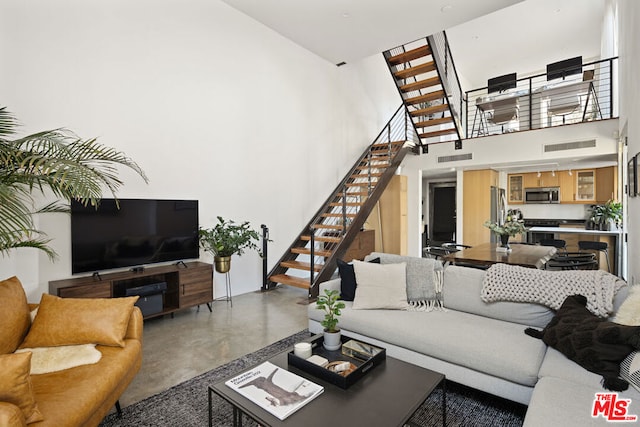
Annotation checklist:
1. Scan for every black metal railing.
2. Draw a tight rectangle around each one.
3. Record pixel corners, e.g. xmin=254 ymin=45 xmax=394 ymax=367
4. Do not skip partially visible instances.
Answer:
xmin=465 ymin=57 xmax=618 ymax=138
xmin=428 ymin=31 xmax=465 ymax=139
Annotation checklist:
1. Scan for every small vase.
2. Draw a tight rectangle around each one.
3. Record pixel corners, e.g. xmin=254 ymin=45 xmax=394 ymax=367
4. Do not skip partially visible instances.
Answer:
xmin=323 ymin=330 xmax=342 ymax=351
xmin=500 ymin=234 xmax=510 ymax=250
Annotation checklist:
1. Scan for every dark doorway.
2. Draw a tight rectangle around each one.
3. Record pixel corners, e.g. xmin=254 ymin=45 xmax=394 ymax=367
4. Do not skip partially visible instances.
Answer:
xmin=429 ymin=183 xmax=456 ymax=245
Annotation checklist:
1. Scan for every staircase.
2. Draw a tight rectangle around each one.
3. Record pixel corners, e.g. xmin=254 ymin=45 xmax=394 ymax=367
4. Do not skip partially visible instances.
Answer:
xmin=267 ymin=106 xmax=417 ymax=298
xmin=384 ymin=32 xmax=465 ymax=149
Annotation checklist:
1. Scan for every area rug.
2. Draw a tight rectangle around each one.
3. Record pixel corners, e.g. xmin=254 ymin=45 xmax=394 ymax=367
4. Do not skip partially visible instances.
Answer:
xmin=100 ymin=330 xmax=526 ymax=426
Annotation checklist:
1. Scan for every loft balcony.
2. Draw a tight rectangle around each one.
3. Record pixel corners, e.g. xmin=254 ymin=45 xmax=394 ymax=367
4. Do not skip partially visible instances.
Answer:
xmin=464 ymin=56 xmax=618 ymax=139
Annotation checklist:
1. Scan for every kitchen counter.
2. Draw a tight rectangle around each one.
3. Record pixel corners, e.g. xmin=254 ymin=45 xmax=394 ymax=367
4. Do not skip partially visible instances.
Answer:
xmin=528 ymin=226 xmax=622 ymax=236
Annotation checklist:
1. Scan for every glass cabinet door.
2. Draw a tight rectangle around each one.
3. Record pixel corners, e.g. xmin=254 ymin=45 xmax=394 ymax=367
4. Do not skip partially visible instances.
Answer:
xmin=508 ymin=175 xmax=524 ymax=203
xmin=576 ymin=170 xmax=595 ymax=201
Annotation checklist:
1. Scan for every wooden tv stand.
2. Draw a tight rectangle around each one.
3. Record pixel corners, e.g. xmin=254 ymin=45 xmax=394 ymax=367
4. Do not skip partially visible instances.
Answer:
xmin=48 ymin=261 xmax=213 ymax=319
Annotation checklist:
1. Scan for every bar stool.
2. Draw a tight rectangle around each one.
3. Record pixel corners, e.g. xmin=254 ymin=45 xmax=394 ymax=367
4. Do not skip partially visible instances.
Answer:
xmin=546 ymin=253 xmax=598 ymax=270
xmin=578 ymin=241 xmax=610 ymax=272
xmin=539 ymin=239 xmax=567 ymax=254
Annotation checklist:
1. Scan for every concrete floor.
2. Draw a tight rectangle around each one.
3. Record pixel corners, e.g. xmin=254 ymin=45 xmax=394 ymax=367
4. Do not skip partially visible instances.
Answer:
xmin=120 ymin=285 xmax=309 ymax=406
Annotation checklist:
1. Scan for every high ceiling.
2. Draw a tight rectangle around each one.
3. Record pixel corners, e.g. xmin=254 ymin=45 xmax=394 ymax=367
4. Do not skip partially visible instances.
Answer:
xmin=221 ymin=0 xmax=605 ymax=91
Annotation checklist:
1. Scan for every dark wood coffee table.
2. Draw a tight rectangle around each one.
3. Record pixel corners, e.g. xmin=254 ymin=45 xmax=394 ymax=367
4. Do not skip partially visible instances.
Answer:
xmin=208 ymin=344 xmax=445 ymax=427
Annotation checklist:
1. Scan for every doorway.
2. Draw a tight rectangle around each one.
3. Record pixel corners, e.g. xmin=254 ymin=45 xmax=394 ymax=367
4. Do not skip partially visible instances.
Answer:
xmin=429 ymin=182 xmax=457 ymax=245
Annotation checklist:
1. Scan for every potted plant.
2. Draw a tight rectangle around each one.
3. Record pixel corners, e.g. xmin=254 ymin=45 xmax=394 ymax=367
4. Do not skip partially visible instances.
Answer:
xmin=483 ymin=219 xmax=528 ymax=250
xmin=589 ymin=200 xmax=622 ymax=230
xmin=315 ymin=289 xmax=346 ymax=350
xmin=199 ymin=216 xmax=262 ymax=273
xmin=0 ymin=106 xmax=147 ymax=258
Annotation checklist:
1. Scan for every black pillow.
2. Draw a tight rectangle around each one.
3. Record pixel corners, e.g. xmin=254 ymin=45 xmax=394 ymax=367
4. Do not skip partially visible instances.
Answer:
xmin=337 ymin=257 xmax=380 ymax=301
xmin=525 ymin=294 xmax=640 ymax=391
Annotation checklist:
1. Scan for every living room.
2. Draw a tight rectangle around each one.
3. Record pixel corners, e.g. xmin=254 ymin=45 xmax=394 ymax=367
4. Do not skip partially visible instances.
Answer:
xmin=2 ymin=0 xmax=640 ymax=425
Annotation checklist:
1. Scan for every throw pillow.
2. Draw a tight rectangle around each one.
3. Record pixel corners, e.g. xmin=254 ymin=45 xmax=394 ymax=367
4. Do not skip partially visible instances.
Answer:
xmin=352 ymin=261 xmax=409 ymax=310
xmin=525 ymin=294 xmax=640 ymax=391
xmin=337 ymin=257 xmax=380 ymax=301
xmin=20 ymin=294 xmax=138 ymax=349
xmin=0 ymin=352 xmax=44 ymax=424
xmin=620 ymin=351 xmax=640 ymax=393
xmin=613 ymin=285 xmax=640 ymax=326
xmin=0 ymin=276 xmax=31 ymax=355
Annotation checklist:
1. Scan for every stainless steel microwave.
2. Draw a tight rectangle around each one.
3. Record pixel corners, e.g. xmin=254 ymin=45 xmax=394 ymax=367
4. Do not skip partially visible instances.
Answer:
xmin=524 ymin=187 xmax=560 ymax=203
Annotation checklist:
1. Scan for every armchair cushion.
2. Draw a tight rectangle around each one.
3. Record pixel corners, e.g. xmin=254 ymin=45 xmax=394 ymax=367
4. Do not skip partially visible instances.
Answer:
xmin=0 ymin=352 xmax=43 ymax=424
xmin=0 ymin=277 xmax=31 ymax=355
xmin=20 ymin=294 xmax=139 ymax=349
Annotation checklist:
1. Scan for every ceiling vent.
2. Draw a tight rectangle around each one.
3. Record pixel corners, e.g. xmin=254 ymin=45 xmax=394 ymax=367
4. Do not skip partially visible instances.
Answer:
xmin=437 ymin=153 xmax=472 ymax=163
xmin=544 ymin=139 xmax=596 ymax=152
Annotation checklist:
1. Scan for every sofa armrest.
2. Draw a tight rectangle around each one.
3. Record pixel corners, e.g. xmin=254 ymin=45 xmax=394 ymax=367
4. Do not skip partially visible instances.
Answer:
xmin=0 ymin=402 xmax=26 ymax=427
xmin=319 ymin=278 xmax=341 ymax=295
xmin=125 ymin=306 xmax=143 ymax=341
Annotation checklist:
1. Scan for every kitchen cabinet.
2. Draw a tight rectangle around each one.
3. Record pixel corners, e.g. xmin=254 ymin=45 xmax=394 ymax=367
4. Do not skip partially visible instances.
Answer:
xmin=507 ymin=174 xmax=524 ymax=204
xmin=576 ymin=170 xmax=596 ymax=202
xmin=559 ymin=170 xmax=575 ymax=203
xmin=463 ymin=169 xmax=499 ymax=247
xmin=596 ymin=166 xmax=618 ymax=203
xmin=523 ymin=173 xmax=540 ymax=189
xmin=521 ymin=171 xmax=559 ymax=188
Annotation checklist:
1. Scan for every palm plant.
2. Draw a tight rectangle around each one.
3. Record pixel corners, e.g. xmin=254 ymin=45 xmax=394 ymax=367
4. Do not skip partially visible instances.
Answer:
xmin=0 ymin=106 xmax=148 ymax=259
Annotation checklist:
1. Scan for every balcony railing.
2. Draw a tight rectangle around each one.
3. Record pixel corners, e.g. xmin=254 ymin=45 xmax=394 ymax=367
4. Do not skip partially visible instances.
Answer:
xmin=465 ymin=57 xmax=617 ymax=138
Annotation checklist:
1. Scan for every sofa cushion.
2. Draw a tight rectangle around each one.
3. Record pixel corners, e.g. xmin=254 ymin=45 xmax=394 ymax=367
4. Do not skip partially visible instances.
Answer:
xmin=21 ymin=294 xmax=138 ymax=349
xmin=613 ymin=285 xmax=640 ymax=326
xmin=0 ymin=353 xmax=43 ymax=424
xmin=524 ymin=376 xmax=640 ymax=427
xmin=337 ymin=257 xmax=380 ymax=301
xmin=527 ymin=294 xmax=640 ymax=391
xmin=0 ymin=277 xmax=31 ymax=355
xmin=443 ymin=265 xmax=554 ymax=328
xmin=352 ymin=261 xmax=409 ymax=310
xmin=0 ymin=401 xmax=27 ymax=427
xmin=309 ymin=303 xmax=547 ymax=386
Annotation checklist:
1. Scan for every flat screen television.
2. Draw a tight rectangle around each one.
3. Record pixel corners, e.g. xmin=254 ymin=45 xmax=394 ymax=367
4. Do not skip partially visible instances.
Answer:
xmin=71 ymin=198 xmax=199 ymax=274
xmin=546 ymin=56 xmax=583 ymax=81
xmin=487 ymin=72 xmax=517 ymax=93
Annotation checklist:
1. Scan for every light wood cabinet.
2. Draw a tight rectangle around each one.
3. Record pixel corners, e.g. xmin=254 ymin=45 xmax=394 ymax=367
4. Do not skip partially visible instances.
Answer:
xmin=523 ymin=173 xmax=539 ymax=189
xmin=508 ymin=174 xmax=524 ymax=204
xmin=596 ymin=166 xmax=617 ymax=203
xmin=366 ymin=175 xmax=407 ymax=255
xmin=559 ymin=170 xmax=576 ymax=202
xmin=463 ymin=169 xmax=498 ymax=247
xmin=521 ymin=171 xmax=560 ymax=188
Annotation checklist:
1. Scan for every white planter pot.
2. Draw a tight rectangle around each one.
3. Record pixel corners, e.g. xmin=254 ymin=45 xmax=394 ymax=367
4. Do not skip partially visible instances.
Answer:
xmin=323 ymin=330 xmax=342 ymax=351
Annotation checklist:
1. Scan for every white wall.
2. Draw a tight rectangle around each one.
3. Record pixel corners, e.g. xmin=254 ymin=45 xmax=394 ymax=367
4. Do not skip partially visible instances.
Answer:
xmin=617 ymin=0 xmax=640 ymax=285
xmin=0 ymin=0 xmax=393 ymax=300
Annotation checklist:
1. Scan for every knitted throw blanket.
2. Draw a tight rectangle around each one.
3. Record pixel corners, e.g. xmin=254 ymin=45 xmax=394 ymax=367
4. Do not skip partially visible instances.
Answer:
xmin=481 ymin=263 xmax=624 ymax=317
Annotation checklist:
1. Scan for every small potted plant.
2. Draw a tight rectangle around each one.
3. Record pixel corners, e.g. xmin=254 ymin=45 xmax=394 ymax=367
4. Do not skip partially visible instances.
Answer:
xmin=589 ymin=200 xmax=622 ymax=230
xmin=315 ymin=289 xmax=346 ymax=350
xmin=483 ymin=219 xmax=528 ymax=251
xmin=199 ymin=216 xmax=262 ymax=273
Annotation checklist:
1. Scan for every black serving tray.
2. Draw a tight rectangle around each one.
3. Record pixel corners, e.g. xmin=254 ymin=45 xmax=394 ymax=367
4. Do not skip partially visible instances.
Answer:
xmin=287 ymin=334 xmax=386 ymax=389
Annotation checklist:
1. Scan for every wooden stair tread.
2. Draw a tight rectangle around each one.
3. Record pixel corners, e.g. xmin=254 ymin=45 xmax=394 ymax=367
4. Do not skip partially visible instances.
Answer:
xmin=419 ymin=128 xmax=459 ymax=138
xmin=280 ymin=260 xmax=323 ymax=272
xmin=300 ymin=235 xmax=341 ymax=243
xmin=269 ymin=274 xmax=309 ymax=289
xmin=312 ymin=224 xmax=346 ymax=230
xmin=322 ymin=213 xmax=357 ymax=218
xmin=410 ymin=103 xmax=449 ymax=117
xmin=329 ymin=202 xmax=362 ymax=207
xmin=405 ymin=90 xmax=445 ymax=106
xmin=345 ymin=182 xmax=374 ymax=188
xmin=387 ymin=45 xmax=431 ymax=65
xmin=414 ymin=117 xmax=453 ymax=128
xmin=291 ymin=247 xmax=332 ymax=257
xmin=345 ymin=191 xmax=369 ymax=196
xmin=394 ymin=62 xmax=436 ymax=80
xmin=351 ymin=172 xmax=383 ymax=178
xmin=400 ymin=76 xmax=441 ymax=93
xmin=371 ymin=140 xmax=405 ymax=149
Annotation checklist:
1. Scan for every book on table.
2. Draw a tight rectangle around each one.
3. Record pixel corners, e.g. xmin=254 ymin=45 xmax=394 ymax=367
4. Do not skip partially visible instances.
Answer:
xmin=225 ymin=361 xmax=324 ymax=420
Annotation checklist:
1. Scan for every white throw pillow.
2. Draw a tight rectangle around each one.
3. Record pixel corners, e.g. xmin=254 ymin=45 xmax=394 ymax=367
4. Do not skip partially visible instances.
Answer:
xmin=352 ymin=261 xmax=409 ymax=310
xmin=613 ymin=285 xmax=640 ymax=326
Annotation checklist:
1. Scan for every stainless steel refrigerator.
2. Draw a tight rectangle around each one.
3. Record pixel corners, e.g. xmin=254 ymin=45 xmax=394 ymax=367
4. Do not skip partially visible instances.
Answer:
xmin=490 ymin=186 xmax=506 ymax=243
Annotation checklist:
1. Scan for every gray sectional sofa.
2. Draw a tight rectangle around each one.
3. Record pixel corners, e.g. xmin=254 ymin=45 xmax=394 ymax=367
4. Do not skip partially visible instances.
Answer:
xmin=308 ymin=254 xmax=640 ymax=426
